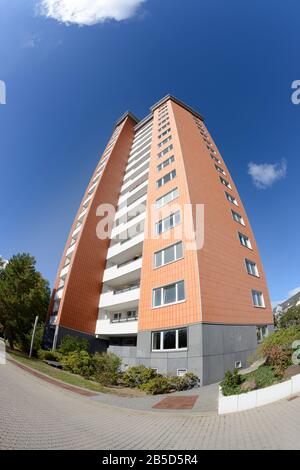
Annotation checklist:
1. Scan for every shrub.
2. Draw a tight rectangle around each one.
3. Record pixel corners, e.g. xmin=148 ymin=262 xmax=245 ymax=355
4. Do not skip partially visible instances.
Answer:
xmin=253 ymin=366 xmax=277 ymax=388
xmin=258 ymin=326 xmax=300 ymax=358
xmin=265 ymin=346 xmax=291 ymax=376
xmin=220 ymin=369 xmax=242 ymax=396
xmin=19 ymin=324 xmax=45 ymax=356
xmin=58 ymin=335 xmax=89 ymax=355
xmin=169 ymin=372 xmax=200 ymax=391
xmin=60 ymin=350 xmax=94 ymax=378
xmin=92 ymin=352 xmax=121 ymax=385
xmin=140 ymin=376 xmax=172 ymax=395
xmin=122 ymin=365 xmax=158 ymax=388
xmin=37 ymin=348 xmax=60 ymax=361
xmin=278 ymin=306 xmax=300 ymax=329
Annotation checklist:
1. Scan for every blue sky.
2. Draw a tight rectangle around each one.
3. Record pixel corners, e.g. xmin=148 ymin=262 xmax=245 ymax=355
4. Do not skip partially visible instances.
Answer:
xmin=0 ymin=0 xmax=299 ymax=305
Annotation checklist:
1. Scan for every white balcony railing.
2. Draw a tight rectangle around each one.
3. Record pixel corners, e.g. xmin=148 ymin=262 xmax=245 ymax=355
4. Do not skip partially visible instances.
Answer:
xmin=106 ymin=232 xmax=144 ymax=263
xmin=95 ymin=317 xmax=138 ymax=336
xmin=115 ymin=193 xmax=147 ymax=222
xmin=103 ymin=257 xmax=142 ymax=283
xmin=99 ymin=286 xmax=140 ymax=310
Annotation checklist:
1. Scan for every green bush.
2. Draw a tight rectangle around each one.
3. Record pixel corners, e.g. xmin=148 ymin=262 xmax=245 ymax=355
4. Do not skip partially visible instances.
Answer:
xmin=60 ymin=350 xmax=94 ymax=378
xmin=58 ymin=335 xmax=89 ymax=355
xmin=220 ymin=369 xmax=242 ymax=396
xmin=140 ymin=376 xmax=172 ymax=395
xmin=253 ymin=366 xmax=277 ymax=388
xmin=258 ymin=326 xmax=300 ymax=357
xmin=92 ymin=352 xmax=121 ymax=385
xmin=122 ymin=365 xmax=158 ymax=388
xmin=278 ymin=306 xmax=300 ymax=329
xmin=169 ymin=372 xmax=199 ymax=391
xmin=37 ymin=348 xmax=60 ymax=361
xmin=18 ymin=324 xmax=45 ymax=356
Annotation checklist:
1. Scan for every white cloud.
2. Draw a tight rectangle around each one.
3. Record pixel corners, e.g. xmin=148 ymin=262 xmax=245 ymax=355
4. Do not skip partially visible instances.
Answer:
xmin=38 ymin=0 xmax=147 ymax=25
xmin=248 ymin=159 xmax=287 ymax=189
xmin=288 ymin=286 xmax=300 ymax=298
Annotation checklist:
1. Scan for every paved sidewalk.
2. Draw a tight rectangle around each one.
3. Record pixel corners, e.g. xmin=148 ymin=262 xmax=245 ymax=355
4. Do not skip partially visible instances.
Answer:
xmin=90 ymin=381 xmax=218 ymax=414
xmin=8 ymin=356 xmax=219 ymax=414
xmin=1 ymin=360 xmax=300 ymax=449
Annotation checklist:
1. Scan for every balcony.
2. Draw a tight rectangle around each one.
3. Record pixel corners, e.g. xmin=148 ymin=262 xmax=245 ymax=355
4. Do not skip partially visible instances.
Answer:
xmin=99 ymin=285 xmax=140 ymax=311
xmin=60 ymin=264 xmax=70 ymax=278
xmin=120 ymin=167 xmax=149 ymax=195
xmin=115 ymin=193 xmax=147 ymax=222
xmin=55 ymin=287 xmax=64 ymax=300
xmin=123 ymin=157 xmax=150 ymax=183
xmin=95 ymin=315 xmax=138 ymax=336
xmin=107 ymin=232 xmax=144 ymax=264
xmin=103 ymin=257 xmax=142 ymax=286
xmin=118 ymin=179 xmax=148 ymax=207
xmin=111 ymin=211 xmax=146 ymax=240
xmin=66 ymin=243 xmax=76 ymax=257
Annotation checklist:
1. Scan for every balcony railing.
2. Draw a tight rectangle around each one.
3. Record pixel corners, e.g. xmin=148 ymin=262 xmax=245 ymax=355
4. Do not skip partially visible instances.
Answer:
xmin=111 ymin=316 xmax=138 ymax=323
xmin=113 ymin=284 xmax=140 ymax=295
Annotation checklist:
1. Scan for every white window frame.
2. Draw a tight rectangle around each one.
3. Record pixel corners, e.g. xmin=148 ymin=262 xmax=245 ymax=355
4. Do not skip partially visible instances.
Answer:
xmin=239 ymin=232 xmax=252 ymax=249
xmin=215 ymin=164 xmax=226 ymax=175
xmin=158 ymin=144 xmax=173 ymax=158
xmin=154 ymin=241 xmax=183 ymax=268
xmin=220 ymin=177 xmax=232 ymax=189
xmin=252 ymin=290 xmax=265 ymax=308
xmin=157 ymin=155 xmax=175 ymax=172
xmin=225 ymin=191 xmax=238 ymax=206
xmin=152 ymin=280 xmax=186 ymax=308
xmin=151 ymin=327 xmax=188 ymax=352
xmin=156 ymin=169 xmax=176 ymax=188
xmin=158 ymin=135 xmax=172 ymax=148
xmin=155 ymin=187 xmax=179 ymax=209
xmin=256 ymin=325 xmax=268 ymax=343
xmin=231 ymin=210 xmax=245 ymax=226
xmin=245 ymin=259 xmax=259 ymax=277
xmin=155 ymin=210 xmax=181 ymax=235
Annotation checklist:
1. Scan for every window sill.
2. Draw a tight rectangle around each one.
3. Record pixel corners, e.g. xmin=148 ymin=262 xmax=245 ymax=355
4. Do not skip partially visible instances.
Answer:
xmin=152 ymin=299 xmax=186 ymax=310
xmin=152 ymin=348 xmax=188 ymax=353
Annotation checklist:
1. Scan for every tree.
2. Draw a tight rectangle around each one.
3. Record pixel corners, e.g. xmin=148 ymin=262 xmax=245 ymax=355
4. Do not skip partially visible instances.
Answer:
xmin=0 ymin=253 xmax=50 ymax=350
xmin=278 ymin=305 xmax=300 ymax=329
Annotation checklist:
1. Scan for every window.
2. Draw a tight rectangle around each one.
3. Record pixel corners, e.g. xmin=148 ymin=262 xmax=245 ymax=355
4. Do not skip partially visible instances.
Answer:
xmin=153 ymin=281 xmax=185 ymax=307
xmin=158 ymin=123 xmax=170 ymax=132
xmin=252 ymin=290 xmax=265 ymax=308
xmin=211 ymin=154 xmax=221 ymax=163
xmin=177 ymin=369 xmax=188 ymax=377
xmin=245 ymin=259 xmax=259 ymax=277
xmin=155 ymin=211 xmax=181 ymax=235
xmin=220 ymin=177 xmax=231 ymax=189
xmin=157 ymin=155 xmax=175 ymax=172
xmin=152 ymin=327 xmax=187 ymax=351
xmin=234 ymin=361 xmax=242 ymax=369
xmin=158 ymin=128 xmax=171 ymax=139
xmin=158 ymin=144 xmax=173 ymax=158
xmin=239 ymin=232 xmax=252 ymax=249
xmin=156 ymin=169 xmax=176 ymax=188
xmin=155 ymin=187 xmax=179 ymax=208
xmin=256 ymin=326 xmax=268 ymax=343
xmin=154 ymin=242 xmax=183 ymax=268
xmin=158 ymin=136 xmax=172 ymax=148
xmin=231 ymin=210 xmax=245 ymax=225
xmin=215 ymin=164 xmax=226 ymax=175
xmin=225 ymin=191 xmax=238 ymax=206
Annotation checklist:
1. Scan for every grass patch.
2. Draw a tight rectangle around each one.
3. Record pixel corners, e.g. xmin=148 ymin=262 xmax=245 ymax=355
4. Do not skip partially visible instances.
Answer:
xmin=8 ymin=350 xmax=107 ymax=394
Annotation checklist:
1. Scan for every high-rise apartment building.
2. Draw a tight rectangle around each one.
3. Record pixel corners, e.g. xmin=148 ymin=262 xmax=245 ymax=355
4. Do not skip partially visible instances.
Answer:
xmin=46 ymin=96 xmax=273 ymax=385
